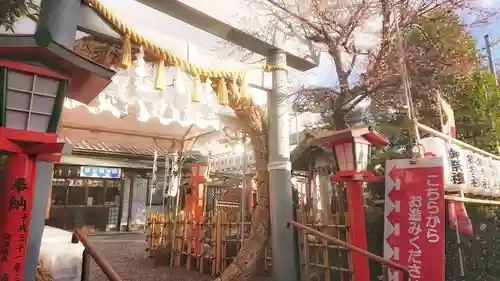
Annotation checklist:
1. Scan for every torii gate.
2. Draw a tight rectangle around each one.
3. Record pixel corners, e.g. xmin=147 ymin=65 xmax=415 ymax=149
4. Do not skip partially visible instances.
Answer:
xmin=18 ymin=1 xmax=318 ymax=281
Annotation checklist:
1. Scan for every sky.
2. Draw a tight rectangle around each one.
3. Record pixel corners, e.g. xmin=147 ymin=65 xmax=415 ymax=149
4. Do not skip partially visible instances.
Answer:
xmin=3 ymin=0 xmax=500 ymax=104
xmin=473 ymin=24 xmax=500 ymax=68
xmin=467 ymin=1 xmax=500 ymax=68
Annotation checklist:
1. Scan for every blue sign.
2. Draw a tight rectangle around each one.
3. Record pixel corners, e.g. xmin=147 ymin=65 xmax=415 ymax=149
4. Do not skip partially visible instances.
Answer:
xmin=80 ymin=166 xmax=121 ymax=179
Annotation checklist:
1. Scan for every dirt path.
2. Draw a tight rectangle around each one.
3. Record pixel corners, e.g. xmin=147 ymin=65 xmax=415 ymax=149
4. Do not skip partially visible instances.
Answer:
xmin=89 ymin=233 xmax=211 ymax=281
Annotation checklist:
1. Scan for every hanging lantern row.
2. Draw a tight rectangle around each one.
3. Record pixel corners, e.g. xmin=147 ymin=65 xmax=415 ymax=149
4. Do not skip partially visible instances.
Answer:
xmin=420 ymin=137 xmax=500 ymax=196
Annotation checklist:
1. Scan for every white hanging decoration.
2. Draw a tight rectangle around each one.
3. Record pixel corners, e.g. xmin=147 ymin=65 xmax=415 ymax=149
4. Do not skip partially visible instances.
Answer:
xmin=450 ymin=144 xmax=469 ymax=192
xmin=97 ymin=94 xmax=110 ymax=114
xmin=463 ymin=150 xmax=475 ymax=193
xmin=134 ymin=46 xmax=147 ymax=78
xmin=108 ymin=99 xmax=122 ymax=118
xmin=168 ymin=153 xmax=180 ymax=197
xmin=137 ymin=100 xmax=151 ymax=122
xmin=203 ymin=79 xmax=218 ymax=119
xmin=173 ymin=67 xmax=186 ymax=95
xmin=159 ymin=106 xmax=179 ymax=124
xmin=179 ymin=106 xmax=191 ymax=122
xmin=171 ymin=68 xmax=191 ymax=122
xmin=158 ymin=86 xmax=178 ymax=124
xmin=125 ymin=70 xmax=139 ymax=105
xmin=479 ymin=155 xmax=489 ymax=195
xmin=95 ymin=93 xmax=122 ymax=118
xmin=113 ymin=72 xmax=134 ymax=106
xmin=110 ymin=95 xmax=129 ymax=117
xmin=494 ymin=160 xmax=500 ymax=197
xmin=471 ymin=153 xmax=484 ymax=195
xmin=486 ymin=158 xmax=496 ymax=195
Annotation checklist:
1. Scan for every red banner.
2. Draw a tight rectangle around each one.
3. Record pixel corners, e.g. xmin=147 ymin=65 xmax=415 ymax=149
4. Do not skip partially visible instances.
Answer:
xmin=0 ymin=154 xmax=36 ymax=281
xmin=448 ymin=200 xmax=473 ymax=236
xmin=384 ymin=158 xmax=445 ymax=281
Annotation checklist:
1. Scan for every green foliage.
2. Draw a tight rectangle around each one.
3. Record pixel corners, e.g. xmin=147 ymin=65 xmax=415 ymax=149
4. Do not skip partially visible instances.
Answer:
xmin=0 ymin=0 xmax=39 ymax=32
xmin=453 ymin=71 xmax=500 ymax=153
xmin=365 ymin=10 xmax=500 ymax=281
xmin=445 ymin=204 xmax=500 ymax=281
xmin=376 ymin=9 xmax=479 ymax=129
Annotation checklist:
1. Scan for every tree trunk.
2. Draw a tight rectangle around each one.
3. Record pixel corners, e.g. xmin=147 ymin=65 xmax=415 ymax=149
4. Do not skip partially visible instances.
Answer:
xmin=214 ymin=166 xmax=269 ymax=280
xmin=215 ymin=91 xmax=270 ymax=281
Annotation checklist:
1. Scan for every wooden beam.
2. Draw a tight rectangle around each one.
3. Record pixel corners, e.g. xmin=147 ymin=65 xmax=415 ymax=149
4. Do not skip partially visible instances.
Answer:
xmin=77 ymin=4 xmax=122 ymax=41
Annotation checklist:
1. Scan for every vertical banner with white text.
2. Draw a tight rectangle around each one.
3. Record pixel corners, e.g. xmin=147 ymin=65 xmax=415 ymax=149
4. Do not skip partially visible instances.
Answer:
xmin=384 ymin=157 xmax=445 ymax=281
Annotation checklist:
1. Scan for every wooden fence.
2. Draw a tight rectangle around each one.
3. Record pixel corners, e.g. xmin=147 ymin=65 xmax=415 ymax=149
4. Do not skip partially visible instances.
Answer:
xmin=146 ymin=208 xmax=251 ymax=276
xmin=147 ymin=207 xmax=354 ymax=280
xmin=295 ymin=209 xmax=352 ymax=281
xmin=263 ymin=209 xmax=353 ymax=281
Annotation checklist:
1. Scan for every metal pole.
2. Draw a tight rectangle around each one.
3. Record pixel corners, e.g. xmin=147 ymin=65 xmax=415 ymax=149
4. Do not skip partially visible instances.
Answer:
xmin=23 ymin=161 xmax=54 ymax=281
xmin=81 ymin=249 xmax=91 ymax=281
xmin=72 ymin=230 xmax=123 ymax=281
xmin=483 ymin=35 xmax=500 ymax=154
xmin=240 ymin=131 xmax=247 ymax=248
xmin=485 ymin=34 xmax=498 ymax=85
xmin=451 ymin=202 xmax=466 ymax=279
xmin=267 ymin=49 xmax=299 ymax=281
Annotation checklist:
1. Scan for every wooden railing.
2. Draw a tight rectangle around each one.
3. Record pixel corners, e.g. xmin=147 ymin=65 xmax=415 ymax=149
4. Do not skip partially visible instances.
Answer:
xmin=287 ymin=220 xmax=410 ymax=281
xmin=71 ymin=229 xmax=123 ymax=281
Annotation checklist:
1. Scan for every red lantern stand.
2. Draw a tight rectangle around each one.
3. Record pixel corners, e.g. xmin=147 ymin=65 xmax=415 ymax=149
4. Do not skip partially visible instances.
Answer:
xmin=0 ymin=31 xmax=114 ymax=281
xmin=313 ymin=125 xmax=389 ymax=281
xmin=186 ymin=162 xmax=208 ymax=255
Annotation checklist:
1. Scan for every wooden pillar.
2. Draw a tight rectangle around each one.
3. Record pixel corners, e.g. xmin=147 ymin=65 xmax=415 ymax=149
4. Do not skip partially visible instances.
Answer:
xmin=45 ymin=181 xmax=52 ymax=220
xmin=126 ymin=174 xmax=136 ymax=231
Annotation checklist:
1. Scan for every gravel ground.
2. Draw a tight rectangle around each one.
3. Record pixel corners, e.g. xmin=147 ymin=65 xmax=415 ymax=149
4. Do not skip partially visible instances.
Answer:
xmin=88 ymin=233 xmax=212 ymax=281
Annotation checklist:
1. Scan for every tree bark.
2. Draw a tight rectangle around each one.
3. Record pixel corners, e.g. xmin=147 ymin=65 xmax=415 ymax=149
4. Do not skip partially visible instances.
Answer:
xmin=214 ymin=88 xmax=271 ymax=281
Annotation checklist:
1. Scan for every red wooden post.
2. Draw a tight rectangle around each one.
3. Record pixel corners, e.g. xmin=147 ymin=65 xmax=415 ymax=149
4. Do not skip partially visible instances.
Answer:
xmin=313 ymin=125 xmax=389 ymax=281
xmin=346 ymin=181 xmax=370 ymax=281
xmin=188 ymin=162 xmax=208 ymax=255
xmin=0 ymin=154 xmax=36 ymax=281
xmin=0 ymin=131 xmax=64 ymax=281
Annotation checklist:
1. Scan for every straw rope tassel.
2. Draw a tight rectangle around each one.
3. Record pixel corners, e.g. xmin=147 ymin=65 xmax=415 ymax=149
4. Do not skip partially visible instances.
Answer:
xmin=154 ymin=60 xmax=167 ymax=92
xmin=191 ymin=76 xmax=201 ymax=103
xmin=87 ymin=0 xmax=287 ymax=80
xmin=217 ymin=79 xmax=229 ymax=106
xmin=119 ymin=36 xmax=132 ymax=69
